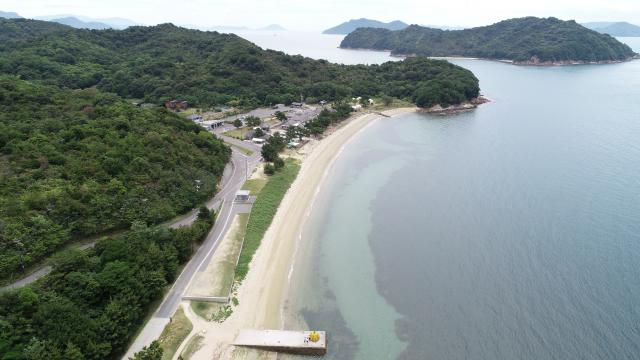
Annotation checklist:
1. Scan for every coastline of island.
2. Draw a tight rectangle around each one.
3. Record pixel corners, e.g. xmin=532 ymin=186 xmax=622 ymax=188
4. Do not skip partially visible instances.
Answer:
xmin=421 ymin=96 xmax=491 ymax=115
xmin=338 ymin=17 xmax=638 ymax=67
xmin=340 ymin=45 xmax=638 ymax=66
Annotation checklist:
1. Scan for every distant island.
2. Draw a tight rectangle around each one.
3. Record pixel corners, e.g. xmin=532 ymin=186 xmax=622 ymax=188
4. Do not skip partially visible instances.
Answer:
xmin=583 ymin=21 xmax=640 ymax=37
xmin=31 ymin=14 xmax=138 ymax=29
xmin=340 ymin=17 xmax=637 ymax=65
xmin=46 ymin=16 xmax=111 ymax=29
xmin=259 ymin=24 xmax=286 ymax=31
xmin=0 ymin=10 xmax=22 ymax=19
xmin=323 ymin=18 xmax=408 ymax=34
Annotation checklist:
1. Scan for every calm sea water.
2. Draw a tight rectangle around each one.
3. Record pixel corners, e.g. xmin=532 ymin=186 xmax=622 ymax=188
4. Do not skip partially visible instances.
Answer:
xmin=238 ymin=31 xmax=640 ymax=359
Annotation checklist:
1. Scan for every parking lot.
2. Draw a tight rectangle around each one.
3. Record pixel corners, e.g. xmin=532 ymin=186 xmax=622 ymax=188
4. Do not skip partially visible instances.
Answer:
xmin=203 ymin=104 xmax=325 ymax=134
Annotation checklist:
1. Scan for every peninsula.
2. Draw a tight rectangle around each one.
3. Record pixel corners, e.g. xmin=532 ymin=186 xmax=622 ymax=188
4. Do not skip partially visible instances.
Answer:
xmin=340 ymin=17 xmax=637 ymax=65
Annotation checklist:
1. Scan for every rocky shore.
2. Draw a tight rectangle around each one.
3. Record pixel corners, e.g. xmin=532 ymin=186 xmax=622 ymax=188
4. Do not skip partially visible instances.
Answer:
xmin=420 ymin=96 xmax=490 ymax=115
xmin=512 ymin=55 xmax=638 ymax=66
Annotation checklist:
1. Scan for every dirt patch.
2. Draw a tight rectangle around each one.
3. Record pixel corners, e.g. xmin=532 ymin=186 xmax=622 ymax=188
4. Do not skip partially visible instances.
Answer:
xmin=185 ymin=214 xmax=249 ymax=298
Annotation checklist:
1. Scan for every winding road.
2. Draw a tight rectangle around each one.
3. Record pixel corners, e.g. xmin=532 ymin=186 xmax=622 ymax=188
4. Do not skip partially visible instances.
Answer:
xmin=123 ymin=136 xmax=261 ymax=359
xmin=1 ymin=135 xmax=260 ymax=292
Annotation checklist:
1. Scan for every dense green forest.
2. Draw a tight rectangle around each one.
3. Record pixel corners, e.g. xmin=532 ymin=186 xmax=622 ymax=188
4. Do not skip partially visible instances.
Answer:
xmin=0 ymin=211 xmax=214 ymax=360
xmin=0 ymin=19 xmax=480 ymax=108
xmin=340 ymin=17 xmax=637 ymax=63
xmin=0 ymin=76 xmax=230 ymax=281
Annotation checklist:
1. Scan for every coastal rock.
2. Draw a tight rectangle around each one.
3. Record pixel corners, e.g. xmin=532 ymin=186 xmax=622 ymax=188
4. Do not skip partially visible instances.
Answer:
xmin=420 ymin=96 xmax=490 ymax=115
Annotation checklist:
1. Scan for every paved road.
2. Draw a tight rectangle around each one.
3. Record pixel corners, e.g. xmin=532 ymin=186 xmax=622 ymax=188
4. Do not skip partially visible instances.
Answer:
xmin=1 ymin=135 xmax=259 ymax=293
xmin=123 ymin=137 xmax=261 ymax=359
xmin=168 ymin=151 xmax=237 ymax=229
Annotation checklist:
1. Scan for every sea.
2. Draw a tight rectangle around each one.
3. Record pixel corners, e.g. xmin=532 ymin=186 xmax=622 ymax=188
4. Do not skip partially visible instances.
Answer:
xmin=237 ymin=30 xmax=640 ymax=359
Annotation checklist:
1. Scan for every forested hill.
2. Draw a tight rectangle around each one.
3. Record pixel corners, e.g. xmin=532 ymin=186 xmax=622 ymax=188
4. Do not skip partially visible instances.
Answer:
xmin=0 ymin=18 xmax=479 ymax=108
xmin=0 ymin=18 xmax=481 ymax=281
xmin=0 ymin=76 xmax=230 ymax=281
xmin=340 ymin=17 xmax=637 ymax=64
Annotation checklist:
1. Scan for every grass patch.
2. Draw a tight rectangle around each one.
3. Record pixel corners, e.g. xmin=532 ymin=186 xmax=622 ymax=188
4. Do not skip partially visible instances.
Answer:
xmin=229 ymin=143 xmax=254 ymax=156
xmin=211 ymin=305 xmax=233 ymax=322
xmin=191 ymin=301 xmax=218 ymax=320
xmin=235 ymin=159 xmax=301 ymax=281
xmin=158 ymin=307 xmax=193 ymax=360
xmin=241 ymin=178 xmax=267 ymax=196
xmin=223 ymin=128 xmax=246 ymax=139
xmin=179 ymin=108 xmax=201 ymax=116
xmin=190 ymin=301 xmax=233 ymax=322
xmin=180 ymin=334 xmax=205 ymax=359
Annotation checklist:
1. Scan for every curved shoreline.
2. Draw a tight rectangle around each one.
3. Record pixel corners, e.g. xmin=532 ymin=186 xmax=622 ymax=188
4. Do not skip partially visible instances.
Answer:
xmin=339 ymin=46 xmax=638 ymax=66
xmin=186 ymin=108 xmax=417 ymax=359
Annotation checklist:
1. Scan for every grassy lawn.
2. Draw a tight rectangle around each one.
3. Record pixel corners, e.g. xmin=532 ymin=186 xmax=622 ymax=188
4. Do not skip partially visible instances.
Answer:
xmin=241 ymin=178 xmax=267 ymax=196
xmin=179 ymin=108 xmax=201 ymax=116
xmin=157 ymin=306 xmax=193 ymax=360
xmin=223 ymin=128 xmax=246 ymax=139
xmin=234 ymin=159 xmax=301 ymax=281
xmin=180 ymin=334 xmax=205 ymax=359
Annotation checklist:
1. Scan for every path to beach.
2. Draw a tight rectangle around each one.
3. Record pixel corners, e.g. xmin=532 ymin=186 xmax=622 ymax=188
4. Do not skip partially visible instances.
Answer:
xmin=183 ymin=108 xmax=416 ymax=360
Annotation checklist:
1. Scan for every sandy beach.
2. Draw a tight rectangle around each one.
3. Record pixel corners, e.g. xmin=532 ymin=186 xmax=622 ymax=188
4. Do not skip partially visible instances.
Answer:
xmin=180 ymin=107 xmax=416 ymax=360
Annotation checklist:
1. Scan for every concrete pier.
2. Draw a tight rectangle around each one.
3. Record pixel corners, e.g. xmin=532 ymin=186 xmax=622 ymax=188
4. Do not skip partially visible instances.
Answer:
xmin=233 ymin=329 xmax=327 ymax=355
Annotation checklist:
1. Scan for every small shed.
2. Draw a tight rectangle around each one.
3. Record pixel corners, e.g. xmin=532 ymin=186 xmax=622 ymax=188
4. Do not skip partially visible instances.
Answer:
xmin=235 ymin=190 xmax=250 ymax=202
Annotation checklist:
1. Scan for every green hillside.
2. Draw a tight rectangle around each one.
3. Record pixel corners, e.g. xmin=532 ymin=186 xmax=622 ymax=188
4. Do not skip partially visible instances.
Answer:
xmin=341 ymin=17 xmax=637 ymax=63
xmin=0 ymin=76 xmax=230 ymax=281
xmin=0 ymin=18 xmax=480 ymax=108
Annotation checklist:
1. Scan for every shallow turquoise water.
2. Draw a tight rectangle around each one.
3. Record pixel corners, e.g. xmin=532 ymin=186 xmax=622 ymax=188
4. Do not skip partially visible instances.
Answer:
xmin=262 ymin=34 xmax=640 ymax=359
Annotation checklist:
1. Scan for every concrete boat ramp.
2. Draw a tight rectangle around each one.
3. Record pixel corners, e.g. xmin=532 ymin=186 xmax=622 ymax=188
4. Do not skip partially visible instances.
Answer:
xmin=233 ymin=329 xmax=327 ymax=356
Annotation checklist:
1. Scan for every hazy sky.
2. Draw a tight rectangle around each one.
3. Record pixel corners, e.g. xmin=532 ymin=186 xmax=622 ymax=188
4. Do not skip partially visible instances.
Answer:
xmin=3 ymin=0 xmax=640 ymax=30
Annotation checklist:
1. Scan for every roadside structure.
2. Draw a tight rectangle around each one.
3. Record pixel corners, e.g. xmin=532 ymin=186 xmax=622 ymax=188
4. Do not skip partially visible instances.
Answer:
xmin=235 ymin=190 xmax=250 ymax=202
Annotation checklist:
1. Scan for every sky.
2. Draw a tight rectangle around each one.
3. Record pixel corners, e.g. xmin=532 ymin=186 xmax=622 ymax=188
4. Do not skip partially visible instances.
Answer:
xmin=3 ymin=0 xmax=640 ymax=31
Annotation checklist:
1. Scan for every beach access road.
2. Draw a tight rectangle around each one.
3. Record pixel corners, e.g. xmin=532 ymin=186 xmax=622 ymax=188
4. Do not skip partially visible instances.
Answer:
xmin=123 ymin=138 xmax=261 ymax=359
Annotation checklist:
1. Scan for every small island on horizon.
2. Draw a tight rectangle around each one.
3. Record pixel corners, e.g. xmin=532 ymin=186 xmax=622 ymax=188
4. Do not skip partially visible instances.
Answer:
xmin=323 ymin=18 xmax=408 ymax=35
xmin=340 ymin=17 xmax=638 ymax=65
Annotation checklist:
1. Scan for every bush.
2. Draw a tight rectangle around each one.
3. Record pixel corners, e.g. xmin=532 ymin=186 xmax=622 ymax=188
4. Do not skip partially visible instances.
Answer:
xmin=274 ymin=157 xmax=284 ymax=171
xmin=264 ymin=163 xmax=275 ymax=175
